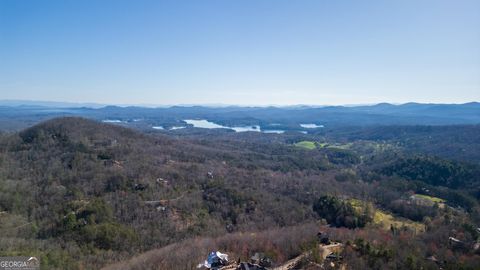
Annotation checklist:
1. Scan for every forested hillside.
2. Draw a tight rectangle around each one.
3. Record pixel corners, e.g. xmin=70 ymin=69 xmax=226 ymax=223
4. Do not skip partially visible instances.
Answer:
xmin=0 ymin=117 xmax=479 ymax=269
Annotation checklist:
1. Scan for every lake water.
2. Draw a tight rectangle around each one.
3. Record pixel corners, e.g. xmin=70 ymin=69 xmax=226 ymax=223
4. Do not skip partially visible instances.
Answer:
xmin=262 ymin=130 xmax=285 ymax=134
xmin=300 ymin=123 xmax=324 ymax=128
xmin=102 ymin=119 xmax=125 ymax=123
xmin=170 ymin=126 xmax=186 ymax=130
xmin=154 ymin=119 xmax=308 ymax=134
xmin=184 ymin=119 xmax=226 ymax=129
xmin=152 ymin=126 xmax=186 ymax=130
xmin=184 ymin=119 xmax=284 ymax=133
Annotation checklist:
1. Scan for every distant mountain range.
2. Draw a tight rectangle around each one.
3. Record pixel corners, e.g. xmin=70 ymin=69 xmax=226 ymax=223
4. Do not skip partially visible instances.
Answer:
xmin=0 ymin=99 xmax=107 ymax=108
xmin=0 ymin=101 xmax=479 ymax=131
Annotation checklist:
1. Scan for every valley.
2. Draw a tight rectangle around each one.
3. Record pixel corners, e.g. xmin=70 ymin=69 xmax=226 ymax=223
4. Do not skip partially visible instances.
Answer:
xmin=0 ymin=114 xmax=479 ymax=269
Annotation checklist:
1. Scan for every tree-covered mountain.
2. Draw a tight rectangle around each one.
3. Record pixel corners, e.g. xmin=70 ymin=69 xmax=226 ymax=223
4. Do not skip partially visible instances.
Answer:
xmin=0 ymin=117 xmax=479 ymax=269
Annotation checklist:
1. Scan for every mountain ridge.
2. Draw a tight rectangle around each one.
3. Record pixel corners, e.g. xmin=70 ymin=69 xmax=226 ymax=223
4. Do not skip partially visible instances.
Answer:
xmin=1 ymin=102 xmax=479 ymax=132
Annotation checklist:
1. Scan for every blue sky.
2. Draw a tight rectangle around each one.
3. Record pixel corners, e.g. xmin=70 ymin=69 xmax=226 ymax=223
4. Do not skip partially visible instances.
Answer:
xmin=1 ymin=0 xmax=479 ymax=105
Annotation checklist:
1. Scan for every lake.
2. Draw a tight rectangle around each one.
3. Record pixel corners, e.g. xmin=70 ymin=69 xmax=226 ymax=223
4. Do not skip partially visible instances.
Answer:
xmin=102 ymin=119 xmax=125 ymax=123
xmin=152 ymin=126 xmax=185 ymax=130
xmin=300 ymin=123 xmax=324 ymax=128
xmin=184 ymin=119 xmax=283 ymax=133
xmin=184 ymin=119 xmax=226 ymax=129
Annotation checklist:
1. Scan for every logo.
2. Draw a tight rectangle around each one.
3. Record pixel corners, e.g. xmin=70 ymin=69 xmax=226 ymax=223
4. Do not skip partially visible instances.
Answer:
xmin=0 ymin=257 xmax=40 ymax=270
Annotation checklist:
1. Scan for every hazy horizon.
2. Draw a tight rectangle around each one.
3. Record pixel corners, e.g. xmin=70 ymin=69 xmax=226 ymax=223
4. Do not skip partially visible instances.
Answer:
xmin=1 ymin=98 xmax=479 ymax=109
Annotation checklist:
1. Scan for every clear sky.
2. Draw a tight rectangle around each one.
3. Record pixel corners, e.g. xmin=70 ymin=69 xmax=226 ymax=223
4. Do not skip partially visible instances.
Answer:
xmin=1 ymin=0 xmax=479 ymax=106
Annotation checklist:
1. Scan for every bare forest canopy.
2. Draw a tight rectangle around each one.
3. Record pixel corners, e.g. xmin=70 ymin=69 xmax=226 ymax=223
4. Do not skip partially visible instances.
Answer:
xmin=0 ymin=116 xmax=479 ymax=269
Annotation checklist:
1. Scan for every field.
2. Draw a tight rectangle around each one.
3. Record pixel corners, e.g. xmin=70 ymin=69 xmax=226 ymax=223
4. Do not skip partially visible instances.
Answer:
xmin=349 ymin=199 xmax=424 ymax=233
xmin=373 ymin=210 xmax=424 ymax=233
xmin=294 ymin=140 xmax=316 ymax=150
xmin=412 ymin=194 xmax=445 ymax=203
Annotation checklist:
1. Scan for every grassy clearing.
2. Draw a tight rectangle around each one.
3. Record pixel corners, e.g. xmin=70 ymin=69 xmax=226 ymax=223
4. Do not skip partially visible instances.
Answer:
xmin=373 ymin=210 xmax=424 ymax=232
xmin=348 ymin=198 xmax=424 ymax=233
xmin=294 ymin=141 xmax=316 ymax=150
xmin=412 ymin=194 xmax=445 ymax=203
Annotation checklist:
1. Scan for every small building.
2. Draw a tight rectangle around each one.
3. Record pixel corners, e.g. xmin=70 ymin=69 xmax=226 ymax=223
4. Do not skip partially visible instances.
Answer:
xmin=449 ymin=236 xmax=466 ymax=250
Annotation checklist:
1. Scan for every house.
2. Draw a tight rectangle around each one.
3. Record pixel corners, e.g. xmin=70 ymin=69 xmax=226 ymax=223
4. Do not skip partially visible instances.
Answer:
xmin=449 ymin=236 xmax=466 ymax=250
